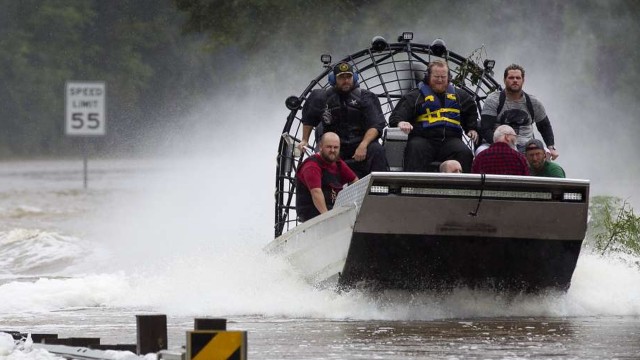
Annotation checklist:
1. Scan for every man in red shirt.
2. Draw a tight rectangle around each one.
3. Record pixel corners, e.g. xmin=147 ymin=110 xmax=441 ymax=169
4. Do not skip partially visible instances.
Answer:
xmin=471 ymin=125 xmax=530 ymax=175
xmin=296 ymin=132 xmax=359 ymax=222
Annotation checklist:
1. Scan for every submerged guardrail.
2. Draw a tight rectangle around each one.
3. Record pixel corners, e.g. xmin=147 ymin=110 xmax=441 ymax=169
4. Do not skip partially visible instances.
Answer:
xmin=2 ymin=315 xmax=247 ymax=360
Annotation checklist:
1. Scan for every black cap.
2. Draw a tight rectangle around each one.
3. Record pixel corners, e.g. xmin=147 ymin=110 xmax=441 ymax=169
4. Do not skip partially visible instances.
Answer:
xmin=333 ymin=62 xmax=353 ymax=77
xmin=525 ymin=139 xmax=545 ymax=151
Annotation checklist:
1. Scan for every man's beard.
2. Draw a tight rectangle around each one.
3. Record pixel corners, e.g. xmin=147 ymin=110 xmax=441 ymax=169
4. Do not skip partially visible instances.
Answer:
xmin=321 ymin=152 xmax=338 ymax=163
xmin=431 ymin=83 xmax=447 ymax=93
xmin=533 ymin=160 xmax=544 ymax=170
xmin=337 ymin=84 xmax=352 ymax=93
xmin=507 ymin=84 xmax=521 ymax=93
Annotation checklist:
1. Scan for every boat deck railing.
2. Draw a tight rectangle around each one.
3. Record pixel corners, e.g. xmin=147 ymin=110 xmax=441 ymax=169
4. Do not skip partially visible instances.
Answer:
xmin=365 ymin=172 xmax=589 ymax=201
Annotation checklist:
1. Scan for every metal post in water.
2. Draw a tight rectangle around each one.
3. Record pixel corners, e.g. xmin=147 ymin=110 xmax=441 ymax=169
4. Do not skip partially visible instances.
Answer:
xmin=31 ymin=334 xmax=58 ymax=343
xmin=83 ymin=153 xmax=88 ymax=189
xmin=136 ymin=314 xmax=167 ymax=355
xmin=82 ymin=138 xmax=88 ymax=189
xmin=194 ymin=318 xmax=227 ymax=331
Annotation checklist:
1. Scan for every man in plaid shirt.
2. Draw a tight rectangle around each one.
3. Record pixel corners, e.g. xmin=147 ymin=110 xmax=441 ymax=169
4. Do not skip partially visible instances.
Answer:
xmin=471 ymin=125 xmax=530 ymax=175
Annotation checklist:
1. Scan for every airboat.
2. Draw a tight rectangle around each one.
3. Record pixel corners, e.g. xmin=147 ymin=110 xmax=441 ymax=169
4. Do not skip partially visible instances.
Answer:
xmin=266 ymin=33 xmax=590 ymax=292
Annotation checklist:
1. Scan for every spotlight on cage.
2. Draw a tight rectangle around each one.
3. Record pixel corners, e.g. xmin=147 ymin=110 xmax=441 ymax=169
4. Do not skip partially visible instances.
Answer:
xmin=430 ymin=38 xmax=447 ymax=57
xmin=371 ymin=36 xmax=388 ymax=52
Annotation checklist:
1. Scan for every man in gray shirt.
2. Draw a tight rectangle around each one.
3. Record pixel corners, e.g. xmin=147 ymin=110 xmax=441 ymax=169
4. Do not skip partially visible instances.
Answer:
xmin=479 ymin=64 xmax=559 ymax=159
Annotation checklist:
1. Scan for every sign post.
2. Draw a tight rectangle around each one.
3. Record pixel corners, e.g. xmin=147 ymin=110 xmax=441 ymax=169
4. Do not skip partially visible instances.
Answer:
xmin=65 ymin=81 xmax=106 ymax=188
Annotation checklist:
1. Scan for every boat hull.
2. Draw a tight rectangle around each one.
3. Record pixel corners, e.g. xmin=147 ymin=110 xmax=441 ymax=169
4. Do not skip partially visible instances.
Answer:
xmin=340 ymin=233 xmax=582 ymax=292
xmin=267 ymin=172 xmax=590 ymax=293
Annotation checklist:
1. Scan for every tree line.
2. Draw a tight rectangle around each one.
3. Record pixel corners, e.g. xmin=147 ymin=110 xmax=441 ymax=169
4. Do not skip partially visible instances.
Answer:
xmin=0 ymin=0 xmax=215 ymax=156
xmin=0 ymin=0 xmax=637 ymax=157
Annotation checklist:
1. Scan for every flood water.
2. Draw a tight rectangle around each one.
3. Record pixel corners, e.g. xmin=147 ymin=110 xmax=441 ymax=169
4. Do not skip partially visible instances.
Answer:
xmin=0 ymin=159 xmax=639 ymax=359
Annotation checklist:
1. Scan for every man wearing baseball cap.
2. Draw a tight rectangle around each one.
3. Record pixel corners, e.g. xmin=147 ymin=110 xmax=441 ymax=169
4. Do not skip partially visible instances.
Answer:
xmin=524 ymin=139 xmax=566 ymax=178
xmin=298 ymin=61 xmax=388 ymax=178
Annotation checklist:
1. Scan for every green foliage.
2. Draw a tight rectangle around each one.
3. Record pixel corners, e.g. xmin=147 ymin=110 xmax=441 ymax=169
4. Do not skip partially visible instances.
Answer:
xmin=174 ymin=0 xmax=362 ymax=51
xmin=0 ymin=0 xmax=638 ymax=157
xmin=452 ymin=45 xmax=494 ymax=89
xmin=0 ymin=0 xmax=215 ymax=157
xmin=587 ymin=196 xmax=640 ymax=258
xmin=0 ymin=1 xmax=93 ymax=154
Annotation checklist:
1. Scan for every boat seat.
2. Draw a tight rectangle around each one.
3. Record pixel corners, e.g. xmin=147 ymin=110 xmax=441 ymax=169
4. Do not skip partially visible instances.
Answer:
xmin=382 ymin=127 xmax=441 ymax=172
xmin=382 ymin=127 xmax=407 ymax=171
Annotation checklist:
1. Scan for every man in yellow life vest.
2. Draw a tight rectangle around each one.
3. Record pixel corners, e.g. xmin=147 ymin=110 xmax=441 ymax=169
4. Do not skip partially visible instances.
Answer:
xmin=389 ymin=60 xmax=479 ymax=172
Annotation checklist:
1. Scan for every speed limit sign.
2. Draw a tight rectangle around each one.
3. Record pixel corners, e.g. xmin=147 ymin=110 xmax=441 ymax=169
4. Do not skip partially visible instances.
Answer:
xmin=65 ymin=81 xmax=106 ymax=136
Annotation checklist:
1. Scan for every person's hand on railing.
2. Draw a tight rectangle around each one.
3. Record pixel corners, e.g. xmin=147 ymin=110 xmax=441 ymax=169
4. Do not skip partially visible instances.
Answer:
xmin=297 ymin=139 xmax=308 ymax=153
xmin=466 ymin=130 xmax=479 ymax=144
xmin=398 ymin=121 xmax=413 ymax=134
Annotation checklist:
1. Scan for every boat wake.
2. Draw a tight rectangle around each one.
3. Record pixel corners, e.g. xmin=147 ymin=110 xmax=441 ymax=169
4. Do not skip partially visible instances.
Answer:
xmin=0 ymin=229 xmax=88 ymax=276
xmin=0 ymin=229 xmax=638 ymax=320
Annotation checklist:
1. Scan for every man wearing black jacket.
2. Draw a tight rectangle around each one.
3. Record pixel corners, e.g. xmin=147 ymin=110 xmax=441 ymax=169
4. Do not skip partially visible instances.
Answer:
xmin=297 ymin=62 xmax=388 ymax=178
xmin=479 ymin=64 xmax=559 ymax=159
xmin=389 ymin=60 xmax=479 ymax=172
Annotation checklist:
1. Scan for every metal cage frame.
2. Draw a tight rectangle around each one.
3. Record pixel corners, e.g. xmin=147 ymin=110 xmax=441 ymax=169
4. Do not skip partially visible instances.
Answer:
xmin=275 ymin=35 xmax=502 ymax=237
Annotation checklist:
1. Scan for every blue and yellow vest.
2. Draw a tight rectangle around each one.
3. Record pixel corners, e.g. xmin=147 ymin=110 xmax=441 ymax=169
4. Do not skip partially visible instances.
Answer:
xmin=416 ymin=83 xmax=462 ymax=132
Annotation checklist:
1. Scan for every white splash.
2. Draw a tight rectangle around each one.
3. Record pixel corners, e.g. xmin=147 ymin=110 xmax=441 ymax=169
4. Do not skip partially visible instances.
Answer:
xmin=0 ymin=229 xmax=88 ymax=275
